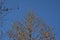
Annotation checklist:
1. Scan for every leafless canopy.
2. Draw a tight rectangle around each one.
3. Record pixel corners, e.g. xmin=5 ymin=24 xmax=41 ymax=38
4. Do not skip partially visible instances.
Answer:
xmin=7 ymin=12 xmax=56 ymax=40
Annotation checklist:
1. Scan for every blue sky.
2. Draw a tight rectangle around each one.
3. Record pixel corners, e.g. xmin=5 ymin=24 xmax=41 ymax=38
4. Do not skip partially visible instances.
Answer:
xmin=0 ymin=0 xmax=60 ymax=40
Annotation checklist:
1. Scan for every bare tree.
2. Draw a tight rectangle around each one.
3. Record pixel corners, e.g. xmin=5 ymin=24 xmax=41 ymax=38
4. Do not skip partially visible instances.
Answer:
xmin=7 ymin=12 xmax=56 ymax=40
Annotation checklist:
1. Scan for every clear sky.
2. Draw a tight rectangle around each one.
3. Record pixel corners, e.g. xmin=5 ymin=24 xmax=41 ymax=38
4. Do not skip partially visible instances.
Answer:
xmin=0 ymin=0 xmax=60 ymax=40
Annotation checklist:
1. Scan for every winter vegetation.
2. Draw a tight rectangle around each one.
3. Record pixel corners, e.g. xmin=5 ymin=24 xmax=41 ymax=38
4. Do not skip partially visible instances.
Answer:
xmin=7 ymin=12 xmax=56 ymax=40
